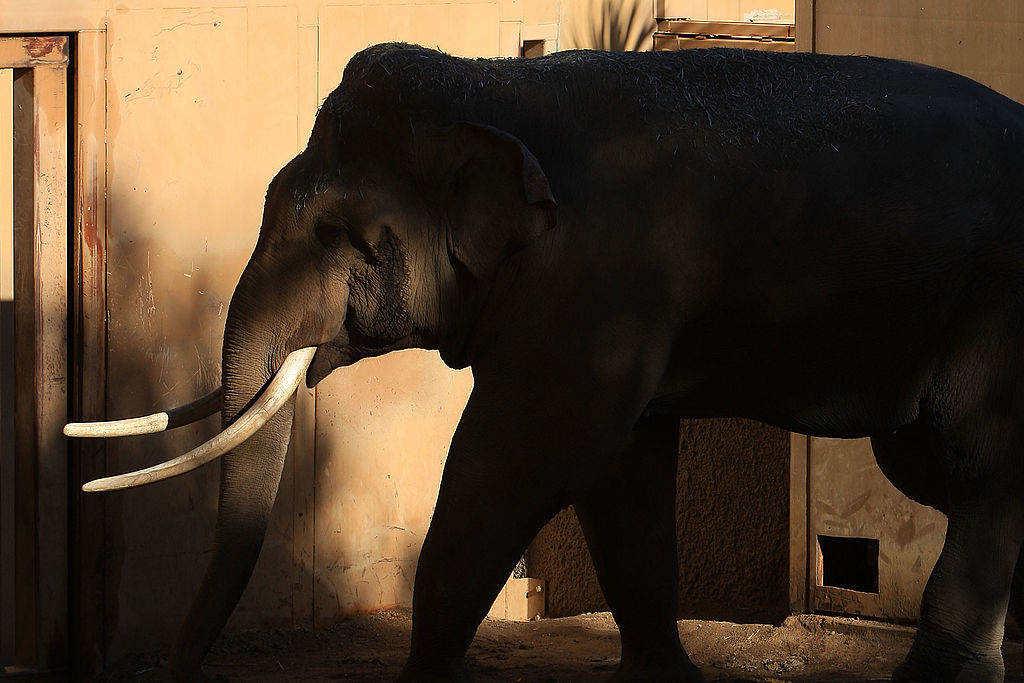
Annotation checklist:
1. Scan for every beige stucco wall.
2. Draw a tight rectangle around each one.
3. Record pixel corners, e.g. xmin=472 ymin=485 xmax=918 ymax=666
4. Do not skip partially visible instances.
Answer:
xmin=809 ymin=0 xmax=1024 ymax=106
xmin=3 ymin=0 xmax=796 ymax=665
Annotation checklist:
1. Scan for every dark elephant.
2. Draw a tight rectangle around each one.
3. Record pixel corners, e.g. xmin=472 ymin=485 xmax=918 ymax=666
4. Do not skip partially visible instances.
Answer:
xmin=67 ymin=44 xmax=1024 ymax=682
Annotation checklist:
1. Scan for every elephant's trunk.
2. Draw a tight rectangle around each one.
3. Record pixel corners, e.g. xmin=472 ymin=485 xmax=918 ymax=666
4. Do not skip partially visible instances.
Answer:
xmin=169 ymin=323 xmax=301 ymax=679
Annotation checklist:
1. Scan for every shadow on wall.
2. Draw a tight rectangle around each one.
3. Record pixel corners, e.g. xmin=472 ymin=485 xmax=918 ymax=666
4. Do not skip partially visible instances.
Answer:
xmin=100 ymin=210 xmax=235 ymax=660
xmin=563 ymin=0 xmax=656 ymax=52
xmin=100 ymin=205 xmax=472 ymax=662
xmin=101 ymin=201 xmax=314 ymax=659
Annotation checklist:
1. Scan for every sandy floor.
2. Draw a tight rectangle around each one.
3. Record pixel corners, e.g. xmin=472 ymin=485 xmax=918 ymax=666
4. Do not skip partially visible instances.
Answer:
xmin=102 ymin=609 xmax=1024 ymax=682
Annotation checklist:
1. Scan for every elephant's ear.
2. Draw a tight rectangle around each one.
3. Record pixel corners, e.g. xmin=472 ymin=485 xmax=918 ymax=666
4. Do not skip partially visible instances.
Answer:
xmin=442 ymin=122 xmax=557 ymax=280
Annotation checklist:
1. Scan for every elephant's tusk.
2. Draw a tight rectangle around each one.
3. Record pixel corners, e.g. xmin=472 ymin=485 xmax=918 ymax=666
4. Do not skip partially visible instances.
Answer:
xmin=81 ymin=347 xmax=317 ymax=492
xmin=64 ymin=387 xmax=224 ymax=438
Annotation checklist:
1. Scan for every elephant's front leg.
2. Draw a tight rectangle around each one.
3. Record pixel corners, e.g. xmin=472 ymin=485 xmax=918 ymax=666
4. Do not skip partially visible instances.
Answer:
xmin=397 ymin=378 xmax=641 ymax=681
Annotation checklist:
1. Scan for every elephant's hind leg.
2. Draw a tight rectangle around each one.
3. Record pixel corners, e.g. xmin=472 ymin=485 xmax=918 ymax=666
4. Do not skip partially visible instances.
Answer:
xmin=883 ymin=400 xmax=1024 ymax=682
xmin=573 ymin=414 xmax=704 ymax=682
xmin=1008 ymin=545 xmax=1024 ymax=678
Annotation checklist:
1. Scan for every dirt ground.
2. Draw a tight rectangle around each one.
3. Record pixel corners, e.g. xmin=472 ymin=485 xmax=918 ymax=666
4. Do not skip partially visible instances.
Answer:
xmin=102 ymin=609 xmax=1024 ymax=682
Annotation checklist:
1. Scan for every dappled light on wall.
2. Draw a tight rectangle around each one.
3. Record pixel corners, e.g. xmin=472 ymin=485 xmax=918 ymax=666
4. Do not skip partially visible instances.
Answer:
xmin=562 ymin=0 xmax=656 ymax=52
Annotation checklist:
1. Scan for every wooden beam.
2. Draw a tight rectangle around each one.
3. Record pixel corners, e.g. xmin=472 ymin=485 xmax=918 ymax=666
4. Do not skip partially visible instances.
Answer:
xmin=70 ymin=29 xmax=109 ymax=678
xmin=789 ymin=433 xmax=809 ymax=613
xmin=656 ymin=19 xmax=795 ymax=38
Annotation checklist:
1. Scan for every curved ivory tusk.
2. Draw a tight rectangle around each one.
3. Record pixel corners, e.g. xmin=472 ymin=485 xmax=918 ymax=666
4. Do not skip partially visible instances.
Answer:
xmin=82 ymin=347 xmax=317 ymax=493
xmin=64 ymin=387 xmax=225 ymax=438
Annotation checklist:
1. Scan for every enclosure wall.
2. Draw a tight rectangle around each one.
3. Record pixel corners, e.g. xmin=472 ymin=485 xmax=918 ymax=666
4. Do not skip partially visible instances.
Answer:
xmin=0 ymin=0 xmax=698 ymax=667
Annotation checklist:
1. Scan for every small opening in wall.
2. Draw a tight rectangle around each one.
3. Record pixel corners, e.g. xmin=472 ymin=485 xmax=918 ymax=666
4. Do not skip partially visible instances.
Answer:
xmin=817 ymin=535 xmax=879 ymax=594
xmin=522 ymin=40 xmax=546 ymax=59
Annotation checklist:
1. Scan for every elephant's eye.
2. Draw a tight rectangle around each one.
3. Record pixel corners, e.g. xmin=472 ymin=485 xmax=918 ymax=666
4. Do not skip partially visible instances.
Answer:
xmin=314 ymin=220 xmax=346 ymax=249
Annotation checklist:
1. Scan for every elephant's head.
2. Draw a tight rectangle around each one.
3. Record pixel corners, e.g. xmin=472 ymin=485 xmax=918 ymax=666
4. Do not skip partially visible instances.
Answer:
xmin=261 ymin=112 xmax=558 ymax=387
xmin=66 ymin=48 xmax=556 ymax=679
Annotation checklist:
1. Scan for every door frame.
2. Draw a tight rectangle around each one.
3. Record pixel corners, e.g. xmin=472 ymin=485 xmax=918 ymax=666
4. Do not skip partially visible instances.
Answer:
xmin=0 ymin=32 xmax=107 ymax=676
xmin=2 ymin=34 xmax=70 ymax=673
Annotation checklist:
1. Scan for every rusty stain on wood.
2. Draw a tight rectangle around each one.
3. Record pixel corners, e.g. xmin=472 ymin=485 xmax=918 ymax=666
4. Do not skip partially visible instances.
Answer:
xmin=23 ymin=37 xmax=67 ymax=60
xmin=0 ymin=36 xmax=68 ymax=68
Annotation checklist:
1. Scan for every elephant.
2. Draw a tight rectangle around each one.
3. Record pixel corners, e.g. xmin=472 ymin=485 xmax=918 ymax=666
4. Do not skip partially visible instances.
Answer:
xmin=66 ymin=43 xmax=1024 ymax=682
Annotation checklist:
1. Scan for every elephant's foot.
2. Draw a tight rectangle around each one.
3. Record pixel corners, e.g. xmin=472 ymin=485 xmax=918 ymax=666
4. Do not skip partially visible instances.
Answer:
xmin=611 ymin=648 xmax=705 ymax=682
xmin=892 ymin=657 xmax=1002 ymax=683
xmin=167 ymin=664 xmax=227 ymax=683
xmin=891 ymin=632 xmax=1003 ymax=683
xmin=396 ymin=657 xmax=472 ymax=682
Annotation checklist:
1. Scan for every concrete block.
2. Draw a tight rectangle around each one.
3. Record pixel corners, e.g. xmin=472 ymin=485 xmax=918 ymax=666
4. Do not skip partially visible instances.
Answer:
xmin=524 ymin=0 xmax=558 ymax=26
xmin=488 ymin=577 xmax=546 ymax=621
xmin=522 ymin=22 xmax=558 ymax=41
xmin=499 ymin=21 xmax=522 ymax=57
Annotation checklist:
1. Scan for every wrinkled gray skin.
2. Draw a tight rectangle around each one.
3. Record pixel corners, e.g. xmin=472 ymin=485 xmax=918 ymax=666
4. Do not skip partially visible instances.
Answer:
xmin=168 ymin=44 xmax=1024 ymax=682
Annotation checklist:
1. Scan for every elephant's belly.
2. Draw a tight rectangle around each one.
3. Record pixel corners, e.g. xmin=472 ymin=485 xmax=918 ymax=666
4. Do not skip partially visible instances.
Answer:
xmin=647 ymin=352 xmax=928 ymax=439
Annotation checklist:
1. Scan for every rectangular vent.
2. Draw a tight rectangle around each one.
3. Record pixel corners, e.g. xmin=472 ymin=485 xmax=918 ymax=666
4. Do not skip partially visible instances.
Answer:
xmin=817 ymin=535 xmax=879 ymax=594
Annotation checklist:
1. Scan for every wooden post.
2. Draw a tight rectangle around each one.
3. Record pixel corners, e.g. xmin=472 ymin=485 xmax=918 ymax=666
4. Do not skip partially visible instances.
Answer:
xmin=789 ymin=432 xmax=809 ymax=613
xmin=2 ymin=35 xmax=70 ymax=673
xmin=795 ymin=0 xmax=815 ymax=52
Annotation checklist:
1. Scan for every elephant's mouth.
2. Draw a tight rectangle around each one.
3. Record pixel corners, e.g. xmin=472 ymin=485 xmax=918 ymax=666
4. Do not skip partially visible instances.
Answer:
xmin=305 ymin=319 xmax=423 ymax=388
xmin=306 ymin=344 xmax=344 ymax=388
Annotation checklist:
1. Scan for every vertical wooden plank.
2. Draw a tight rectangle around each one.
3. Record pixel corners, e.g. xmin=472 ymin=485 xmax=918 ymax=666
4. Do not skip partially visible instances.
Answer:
xmin=70 ymin=29 xmax=108 ymax=677
xmin=11 ymin=36 xmax=70 ymax=670
xmin=0 ymin=65 xmax=15 ymax=667
xmin=292 ymin=19 xmax=319 ymax=629
xmin=291 ymin=386 xmax=315 ymax=627
xmin=794 ymin=0 xmax=814 ymax=51
xmin=788 ymin=432 xmax=809 ymax=613
xmin=30 ymin=53 xmax=70 ymax=671
xmin=12 ymin=63 xmax=38 ymax=669
xmin=225 ymin=5 xmax=306 ymax=631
